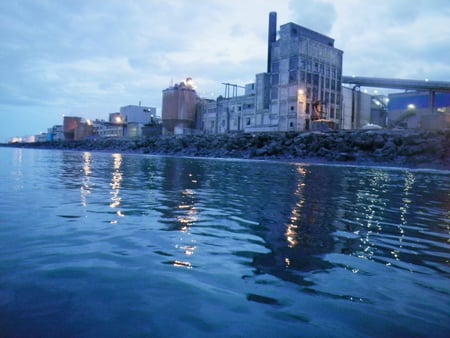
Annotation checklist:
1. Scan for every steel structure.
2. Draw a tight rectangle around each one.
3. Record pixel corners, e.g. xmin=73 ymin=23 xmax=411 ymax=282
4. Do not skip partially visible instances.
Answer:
xmin=342 ymin=75 xmax=450 ymax=114
xmin=342 ymin=76 xmax=450 ymax=92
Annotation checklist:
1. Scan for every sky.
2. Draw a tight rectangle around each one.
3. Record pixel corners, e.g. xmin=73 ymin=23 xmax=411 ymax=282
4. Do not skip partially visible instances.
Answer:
xmin=1 ymin=0 xmax=449 ymax=141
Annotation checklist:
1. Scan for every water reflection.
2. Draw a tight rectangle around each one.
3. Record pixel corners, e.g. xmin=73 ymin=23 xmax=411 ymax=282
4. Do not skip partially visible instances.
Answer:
xmin=58 ymin=151 xmax=449 ymax=280
xmin=252 ymin=165 xmax=338 ymax=285
xmin=336 ymin=167 xmax=449 ymax=275
xmin=110 ymin=153 xmax=124 ymax=223
xmin=80 ymin=152 xmax=92 ymax=207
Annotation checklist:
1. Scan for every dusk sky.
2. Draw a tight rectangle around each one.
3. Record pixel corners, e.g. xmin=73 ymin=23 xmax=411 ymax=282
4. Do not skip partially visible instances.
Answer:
xmin=1 ymin=0 xmax=449 ymax=141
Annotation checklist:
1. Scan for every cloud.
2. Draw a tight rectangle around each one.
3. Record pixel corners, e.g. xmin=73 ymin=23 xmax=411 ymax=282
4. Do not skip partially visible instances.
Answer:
xmin=326 ymin=0 xmax=450 ymax=80
xmin=289 ymin=0 xmax=337 ymax=34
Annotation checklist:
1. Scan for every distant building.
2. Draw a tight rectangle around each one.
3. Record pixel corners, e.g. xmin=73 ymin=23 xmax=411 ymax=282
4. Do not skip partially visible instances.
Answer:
xmin=93 ymin=120 xmax=123 ymax=138
xmin=36 ymin=132 xmax=48 ymax=142
xmin=341 ymin=87 xmax=376 ymax=129
xmin=119 ymin=105 xmax=156 ymax=124
xmin=387 ymin=91 xmax=450 ymax=129
xmin=63 ymin=116 xmax=93 ymax=141
xmin=47 ymin=125 xmax=64 ymax=141
xmin=161 ymin=78 xmax=199 ymax=135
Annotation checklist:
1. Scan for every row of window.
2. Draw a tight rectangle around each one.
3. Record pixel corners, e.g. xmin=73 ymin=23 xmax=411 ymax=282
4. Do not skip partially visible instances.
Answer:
xmin=272 ymin=57 xmax=341 ymax=78
xmin=271 ymin=71 xmax=341 ymax=91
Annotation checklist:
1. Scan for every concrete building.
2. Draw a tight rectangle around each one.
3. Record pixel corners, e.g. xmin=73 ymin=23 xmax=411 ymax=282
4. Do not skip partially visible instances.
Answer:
xmin=119 ymin=105 xmax=156 ymax=124
xmin=93 ymin=120 xmax=123 ymax=138
xmin=198 ymin=12 xmax=344 ymax=134
xmin=269 ymin=19 xmax=344 ymax=131
xmin=341 ymin=87 xmax=373 ymax=129
xmin=47 ymin=125 xmax=64 ymax=141
xmin=202 ymin=84 xmax=257 ymax=134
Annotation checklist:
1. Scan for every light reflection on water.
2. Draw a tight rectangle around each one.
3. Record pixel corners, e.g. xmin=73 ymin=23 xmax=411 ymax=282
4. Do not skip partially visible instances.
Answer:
xmin=0 ymin=148 xmax=449 ymax=337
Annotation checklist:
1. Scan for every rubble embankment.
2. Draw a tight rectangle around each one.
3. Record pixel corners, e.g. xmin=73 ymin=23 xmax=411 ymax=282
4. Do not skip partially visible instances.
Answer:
xmin=3 ymin=129 xmax=450 ymax=169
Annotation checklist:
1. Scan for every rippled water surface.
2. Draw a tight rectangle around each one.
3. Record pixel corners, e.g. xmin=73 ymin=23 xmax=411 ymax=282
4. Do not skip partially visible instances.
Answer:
xmin=0 ymin=148 xmax=449 ymax=337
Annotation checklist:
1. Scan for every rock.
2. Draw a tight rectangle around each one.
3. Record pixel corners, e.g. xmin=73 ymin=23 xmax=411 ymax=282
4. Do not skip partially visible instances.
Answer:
xmin=4 ymin=129 xmax=449 ymax=168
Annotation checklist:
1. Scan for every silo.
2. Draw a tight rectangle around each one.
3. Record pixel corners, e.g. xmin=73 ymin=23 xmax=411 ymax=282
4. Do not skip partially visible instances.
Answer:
xmin=161 ymin=79 xmax=197 ymax=135
xmin=63 ymin=116 xmax=81 ymax=140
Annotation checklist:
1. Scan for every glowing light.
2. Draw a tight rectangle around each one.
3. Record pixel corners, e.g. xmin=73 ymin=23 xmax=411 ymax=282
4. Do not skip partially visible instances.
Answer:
xmin=173 ymin=260 xmax=192 ymax=268
xmin=81 ymin=152 xmax=92 ymax=207
xmin=110 ymin=154 xmax=123 ymax=210
xmin=407 ymin=104 xmax=416 ymax=110
xmin=185 ymin=77 xmax=196 ymax=89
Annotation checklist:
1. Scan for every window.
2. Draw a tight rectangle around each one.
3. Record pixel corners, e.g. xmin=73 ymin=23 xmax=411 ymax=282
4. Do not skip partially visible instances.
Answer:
xmin=271 ymin=87 xmax=278 ymax=100
xmin=314 ymin=62 xmax=319 ymax=73
xmin=290 ymin=105 xmax=295 ymax=111
xmin=246 ymin=118 xmax=251 ymax=126
xmin=289 ymin=56 xmax=298 ymax=70
xmin=300 ymin=71 xmax=305 ymax=81
xmin=272 ymin=73 xmax=279 ymax=85
xmin=271 ymin=62 xmax=279 ymax=73
xmin=289 ymin=121 xmax=294 ymax=128
xmin=289 ymin=70 xmax=297 ymax=84
xmin=300 ymin=56 xmax=306 ymax=69
xmin=313 ymin=74 xmax=319 ymax=86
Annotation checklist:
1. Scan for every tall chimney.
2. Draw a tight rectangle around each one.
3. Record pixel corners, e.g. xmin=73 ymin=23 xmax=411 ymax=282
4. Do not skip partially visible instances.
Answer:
xmin=267 ymin=11 xmax=277 ymax=73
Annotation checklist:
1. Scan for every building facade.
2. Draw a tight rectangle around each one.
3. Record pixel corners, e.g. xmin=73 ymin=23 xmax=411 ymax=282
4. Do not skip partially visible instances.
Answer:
xmin=119 ymin=105 xmax=156 ymax=124
xmin=198 ymin=13 xmax=344 ymax=134
xmin=269 ymin=22 xmax=343 ymax=131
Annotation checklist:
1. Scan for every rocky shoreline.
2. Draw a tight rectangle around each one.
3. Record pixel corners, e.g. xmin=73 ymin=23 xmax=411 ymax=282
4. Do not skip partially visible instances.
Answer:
xmin=3 ymin=129 xmax=449 ymax=169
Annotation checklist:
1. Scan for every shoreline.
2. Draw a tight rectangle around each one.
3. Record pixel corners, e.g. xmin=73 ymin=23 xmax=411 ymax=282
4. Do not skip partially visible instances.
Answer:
xmin=2 ymin=129 xmax=449 ymax=171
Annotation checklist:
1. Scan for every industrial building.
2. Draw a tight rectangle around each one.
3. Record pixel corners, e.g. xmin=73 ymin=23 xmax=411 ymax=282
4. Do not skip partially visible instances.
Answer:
xmin=63 ymin=116 xmax=93 ymax=141
xmin=206 ymin=12 xmax=345 ymax=133
xmin=387 ymin=91 xmax=450 ymax=129
xmin=163 ymin=12 xmax=345 ymax=134
xmin=119 ymin=105 xmax=156 ymax=125
xmin=161 ymin=78 xmax=203 ymax=135
xmin=161 ymin=12 xmax=450 ymax=134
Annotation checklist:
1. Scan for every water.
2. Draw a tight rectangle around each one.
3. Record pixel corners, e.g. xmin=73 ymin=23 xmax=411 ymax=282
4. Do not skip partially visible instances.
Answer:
xmin=0 ymin=147 xmax=449 ymax=338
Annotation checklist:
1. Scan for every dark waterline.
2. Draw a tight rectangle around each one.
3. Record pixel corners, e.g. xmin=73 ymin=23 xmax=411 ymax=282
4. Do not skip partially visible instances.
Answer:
xmin=0 ymin=148 xmax=449 ymax=337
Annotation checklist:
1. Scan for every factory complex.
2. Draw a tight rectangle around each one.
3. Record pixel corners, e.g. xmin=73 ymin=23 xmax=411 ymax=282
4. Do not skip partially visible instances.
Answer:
xmin=10 ymin=12 xmax=450 ymax=143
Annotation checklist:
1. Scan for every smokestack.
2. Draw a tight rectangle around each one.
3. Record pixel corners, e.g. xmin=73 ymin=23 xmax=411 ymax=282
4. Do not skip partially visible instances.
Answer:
xmin=267 ymin=11 xmax=277 ymax=73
